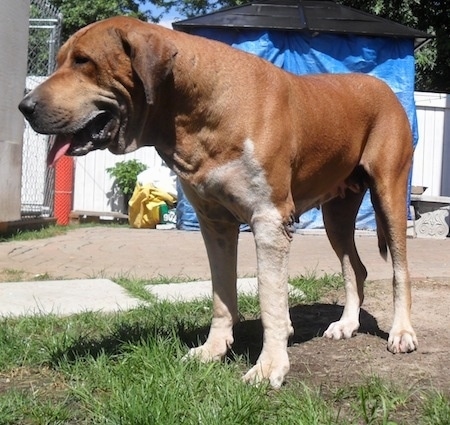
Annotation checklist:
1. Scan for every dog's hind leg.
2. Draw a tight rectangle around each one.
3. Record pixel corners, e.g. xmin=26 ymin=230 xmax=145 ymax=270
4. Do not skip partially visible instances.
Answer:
xmin=369 ymin=168 xmax=418 ymax=354
xmin=322 ymin=191 xmax=367 ymax=340
xmin=185 ymin=214 xmax=241 ymax=362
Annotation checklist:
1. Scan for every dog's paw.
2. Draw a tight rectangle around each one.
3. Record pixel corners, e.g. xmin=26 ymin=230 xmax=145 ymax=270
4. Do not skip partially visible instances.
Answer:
xmin=323 ymin=319 xmax=359 ymax=340
xmin=183 ymin=341 xmax=228 ymax=363
xmin=242 ymin=351 xmax=289 ymax=389
xmin=388 ymin=329 xmax=418 ymax=354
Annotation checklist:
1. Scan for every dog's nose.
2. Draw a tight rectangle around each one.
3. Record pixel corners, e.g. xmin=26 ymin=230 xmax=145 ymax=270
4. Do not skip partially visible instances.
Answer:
xmin=18 ymin=95 xmax=37 ymax=119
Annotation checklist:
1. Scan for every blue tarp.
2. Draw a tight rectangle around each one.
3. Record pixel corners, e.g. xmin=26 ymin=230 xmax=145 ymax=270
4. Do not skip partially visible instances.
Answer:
xmin=177 ymin=30 xmax=418 ymax=231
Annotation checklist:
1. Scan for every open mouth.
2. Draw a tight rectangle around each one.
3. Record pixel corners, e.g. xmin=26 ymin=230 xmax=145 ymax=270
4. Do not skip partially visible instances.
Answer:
xmin=47 ymin=111 xmax=117 ymax=166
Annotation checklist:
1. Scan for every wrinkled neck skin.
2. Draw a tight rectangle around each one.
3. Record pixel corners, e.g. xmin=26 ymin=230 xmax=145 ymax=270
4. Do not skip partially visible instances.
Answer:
xmin=127 ymin=39 xmax=232 ymax=184
xmin=122 ymin=76 xmax=178 ymax=157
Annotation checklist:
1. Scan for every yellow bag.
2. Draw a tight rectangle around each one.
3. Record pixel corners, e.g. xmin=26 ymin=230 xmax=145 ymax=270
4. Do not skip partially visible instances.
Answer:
xmin=128 ymin=183 xmax=176 ymax=228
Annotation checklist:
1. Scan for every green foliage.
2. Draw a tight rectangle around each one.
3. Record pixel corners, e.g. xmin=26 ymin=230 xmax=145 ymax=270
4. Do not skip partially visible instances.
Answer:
xmin=422 ymin=392 xmax=450 ymax=425
xmin=48 ymin=0 xmax=151 ymax=41
xmin=106 ymin=159 xmax=147 ymax=196
xmin=28 ymin=5 xmax=52 ymax=76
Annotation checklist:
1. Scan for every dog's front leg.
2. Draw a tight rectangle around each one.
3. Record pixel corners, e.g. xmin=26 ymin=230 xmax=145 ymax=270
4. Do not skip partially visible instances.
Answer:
xmin=186 ymin=218 xmax=240 ymax=362
xmin=243 ymin=212 xmax=294 ymax=389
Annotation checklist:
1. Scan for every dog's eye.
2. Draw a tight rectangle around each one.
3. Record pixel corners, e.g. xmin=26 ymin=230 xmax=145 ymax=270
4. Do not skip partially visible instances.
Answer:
xmin=73 ymin=55 xmax=90 ymax=66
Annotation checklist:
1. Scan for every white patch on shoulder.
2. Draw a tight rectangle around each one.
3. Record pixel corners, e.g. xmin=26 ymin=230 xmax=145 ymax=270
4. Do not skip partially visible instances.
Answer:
xmin=201 ymin=139 xmax=280 ymax=224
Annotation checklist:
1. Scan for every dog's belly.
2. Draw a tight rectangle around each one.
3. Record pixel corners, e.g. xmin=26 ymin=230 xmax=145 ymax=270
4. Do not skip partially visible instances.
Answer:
xmin=191 ymin=137 xmax=367 ymax=224
xmin=294 ymin=179 xmax=365 ymax=215
xmin=292 ymin=159 xmax=369 ymax=214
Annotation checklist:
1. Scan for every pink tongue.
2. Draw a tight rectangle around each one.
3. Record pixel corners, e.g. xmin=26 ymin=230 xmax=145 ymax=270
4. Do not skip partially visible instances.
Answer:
xmin=47 ymin=136 xmax=72 ymax=167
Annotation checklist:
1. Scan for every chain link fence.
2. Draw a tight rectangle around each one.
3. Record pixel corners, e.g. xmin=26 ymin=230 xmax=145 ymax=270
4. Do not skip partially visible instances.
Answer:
xmin=21 ymin=0 xmax=62 ymax=219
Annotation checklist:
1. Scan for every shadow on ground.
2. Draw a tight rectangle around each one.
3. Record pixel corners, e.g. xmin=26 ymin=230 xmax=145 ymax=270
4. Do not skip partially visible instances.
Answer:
xmin=49 ymin=303 xmax=388 ymax=367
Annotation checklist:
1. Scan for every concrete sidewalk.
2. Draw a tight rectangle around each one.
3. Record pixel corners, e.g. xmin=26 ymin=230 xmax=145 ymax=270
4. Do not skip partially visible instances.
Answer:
xmin=0 ymin=227 xmax=448 ymax=317
xmin=0 ymin=279 xmax=143 ymax=317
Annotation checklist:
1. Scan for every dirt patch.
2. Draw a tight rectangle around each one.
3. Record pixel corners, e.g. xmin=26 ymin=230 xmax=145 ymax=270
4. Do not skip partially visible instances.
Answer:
xmin=287 ymin=278 xmax=450 ymax=394
xmin=0 ymin=366 xmax=67 ymax=396
xmin=181 ymin=278 xmax=450 ymax=397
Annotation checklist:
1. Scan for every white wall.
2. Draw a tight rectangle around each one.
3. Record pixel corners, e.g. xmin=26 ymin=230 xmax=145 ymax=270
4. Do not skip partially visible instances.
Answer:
xmin=412 ymin=92 xmax=450 ymax=197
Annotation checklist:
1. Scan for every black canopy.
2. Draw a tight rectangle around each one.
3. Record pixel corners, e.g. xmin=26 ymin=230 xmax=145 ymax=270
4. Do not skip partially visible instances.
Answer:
xmin=173 ymin=0 xmax=431 ymax=49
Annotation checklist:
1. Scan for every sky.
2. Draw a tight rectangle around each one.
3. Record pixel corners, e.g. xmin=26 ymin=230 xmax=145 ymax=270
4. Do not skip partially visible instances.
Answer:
xmin=142 ymin=2 xmax=180 ymax=28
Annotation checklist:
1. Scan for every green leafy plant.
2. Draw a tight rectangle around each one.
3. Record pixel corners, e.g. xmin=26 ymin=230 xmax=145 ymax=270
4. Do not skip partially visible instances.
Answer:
xmin=106 ymin=160 xmax=147 ymax=197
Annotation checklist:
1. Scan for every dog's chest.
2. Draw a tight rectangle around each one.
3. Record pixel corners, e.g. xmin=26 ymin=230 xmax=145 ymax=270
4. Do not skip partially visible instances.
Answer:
xmin=193 ymin=139 xmax=275 ymax=220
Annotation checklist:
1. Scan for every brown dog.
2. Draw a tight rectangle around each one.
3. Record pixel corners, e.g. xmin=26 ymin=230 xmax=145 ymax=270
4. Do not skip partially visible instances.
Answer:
xmin=19 ymin=16 xmax=417 ymax=388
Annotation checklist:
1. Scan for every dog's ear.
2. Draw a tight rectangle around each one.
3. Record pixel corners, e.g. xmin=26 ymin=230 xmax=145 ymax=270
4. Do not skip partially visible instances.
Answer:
xmin=118 ymin=29 xmax=177 ymax=105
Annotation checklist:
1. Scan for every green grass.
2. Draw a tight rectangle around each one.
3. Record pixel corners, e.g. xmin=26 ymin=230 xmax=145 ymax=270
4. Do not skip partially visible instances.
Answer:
xmin=0 ymin=304 xmax=339 ymax=425
xmin=0 ymin=275 xmax=448 ymax=424
xmin=0 ymin=223 xmax=128 ymax=243
xmin=1 ymin=226 xmax=447 ymax=423
xmin=421 ymin=391 xmax=450 ymax=425
xmin=0 ymin=225 xmax=70 ymax=242
xmin=290 ymin=272 xmax=344 ymax=302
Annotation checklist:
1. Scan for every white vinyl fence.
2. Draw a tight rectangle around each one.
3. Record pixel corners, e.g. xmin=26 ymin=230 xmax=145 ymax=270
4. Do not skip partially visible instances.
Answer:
xmin=73 ymin=147 xmax=164 ymax=213
xmin=412 ymin=92 xmax=450 ymax=197
xmin=22 ymin=77 xmax=50 ymax=216
xmin=66 ymin=91 xmax=450 ymax=214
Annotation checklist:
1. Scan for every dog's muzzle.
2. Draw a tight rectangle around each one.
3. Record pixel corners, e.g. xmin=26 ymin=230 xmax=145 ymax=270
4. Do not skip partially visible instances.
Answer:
xmin=46 ymin=111 xmax=117 ymax=166
xmin=19 ymin=94 xmax=119 ymax=166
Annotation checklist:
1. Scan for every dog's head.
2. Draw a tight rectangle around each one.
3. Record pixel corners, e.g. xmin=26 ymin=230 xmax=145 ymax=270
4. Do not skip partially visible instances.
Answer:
xmin=19 ymin=16 xmax=177 ymax=166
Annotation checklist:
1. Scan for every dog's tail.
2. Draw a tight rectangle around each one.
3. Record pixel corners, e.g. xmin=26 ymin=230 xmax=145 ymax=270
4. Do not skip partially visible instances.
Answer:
xmin=376 ymin=215 xmax=388 ymax=261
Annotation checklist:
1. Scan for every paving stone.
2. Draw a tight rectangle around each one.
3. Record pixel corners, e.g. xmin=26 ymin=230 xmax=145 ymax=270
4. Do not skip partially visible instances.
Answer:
xmin=0 ymin=279 xmax=144 ymax=317
xmin=146 ymin=277 xmax=305 ymax=302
